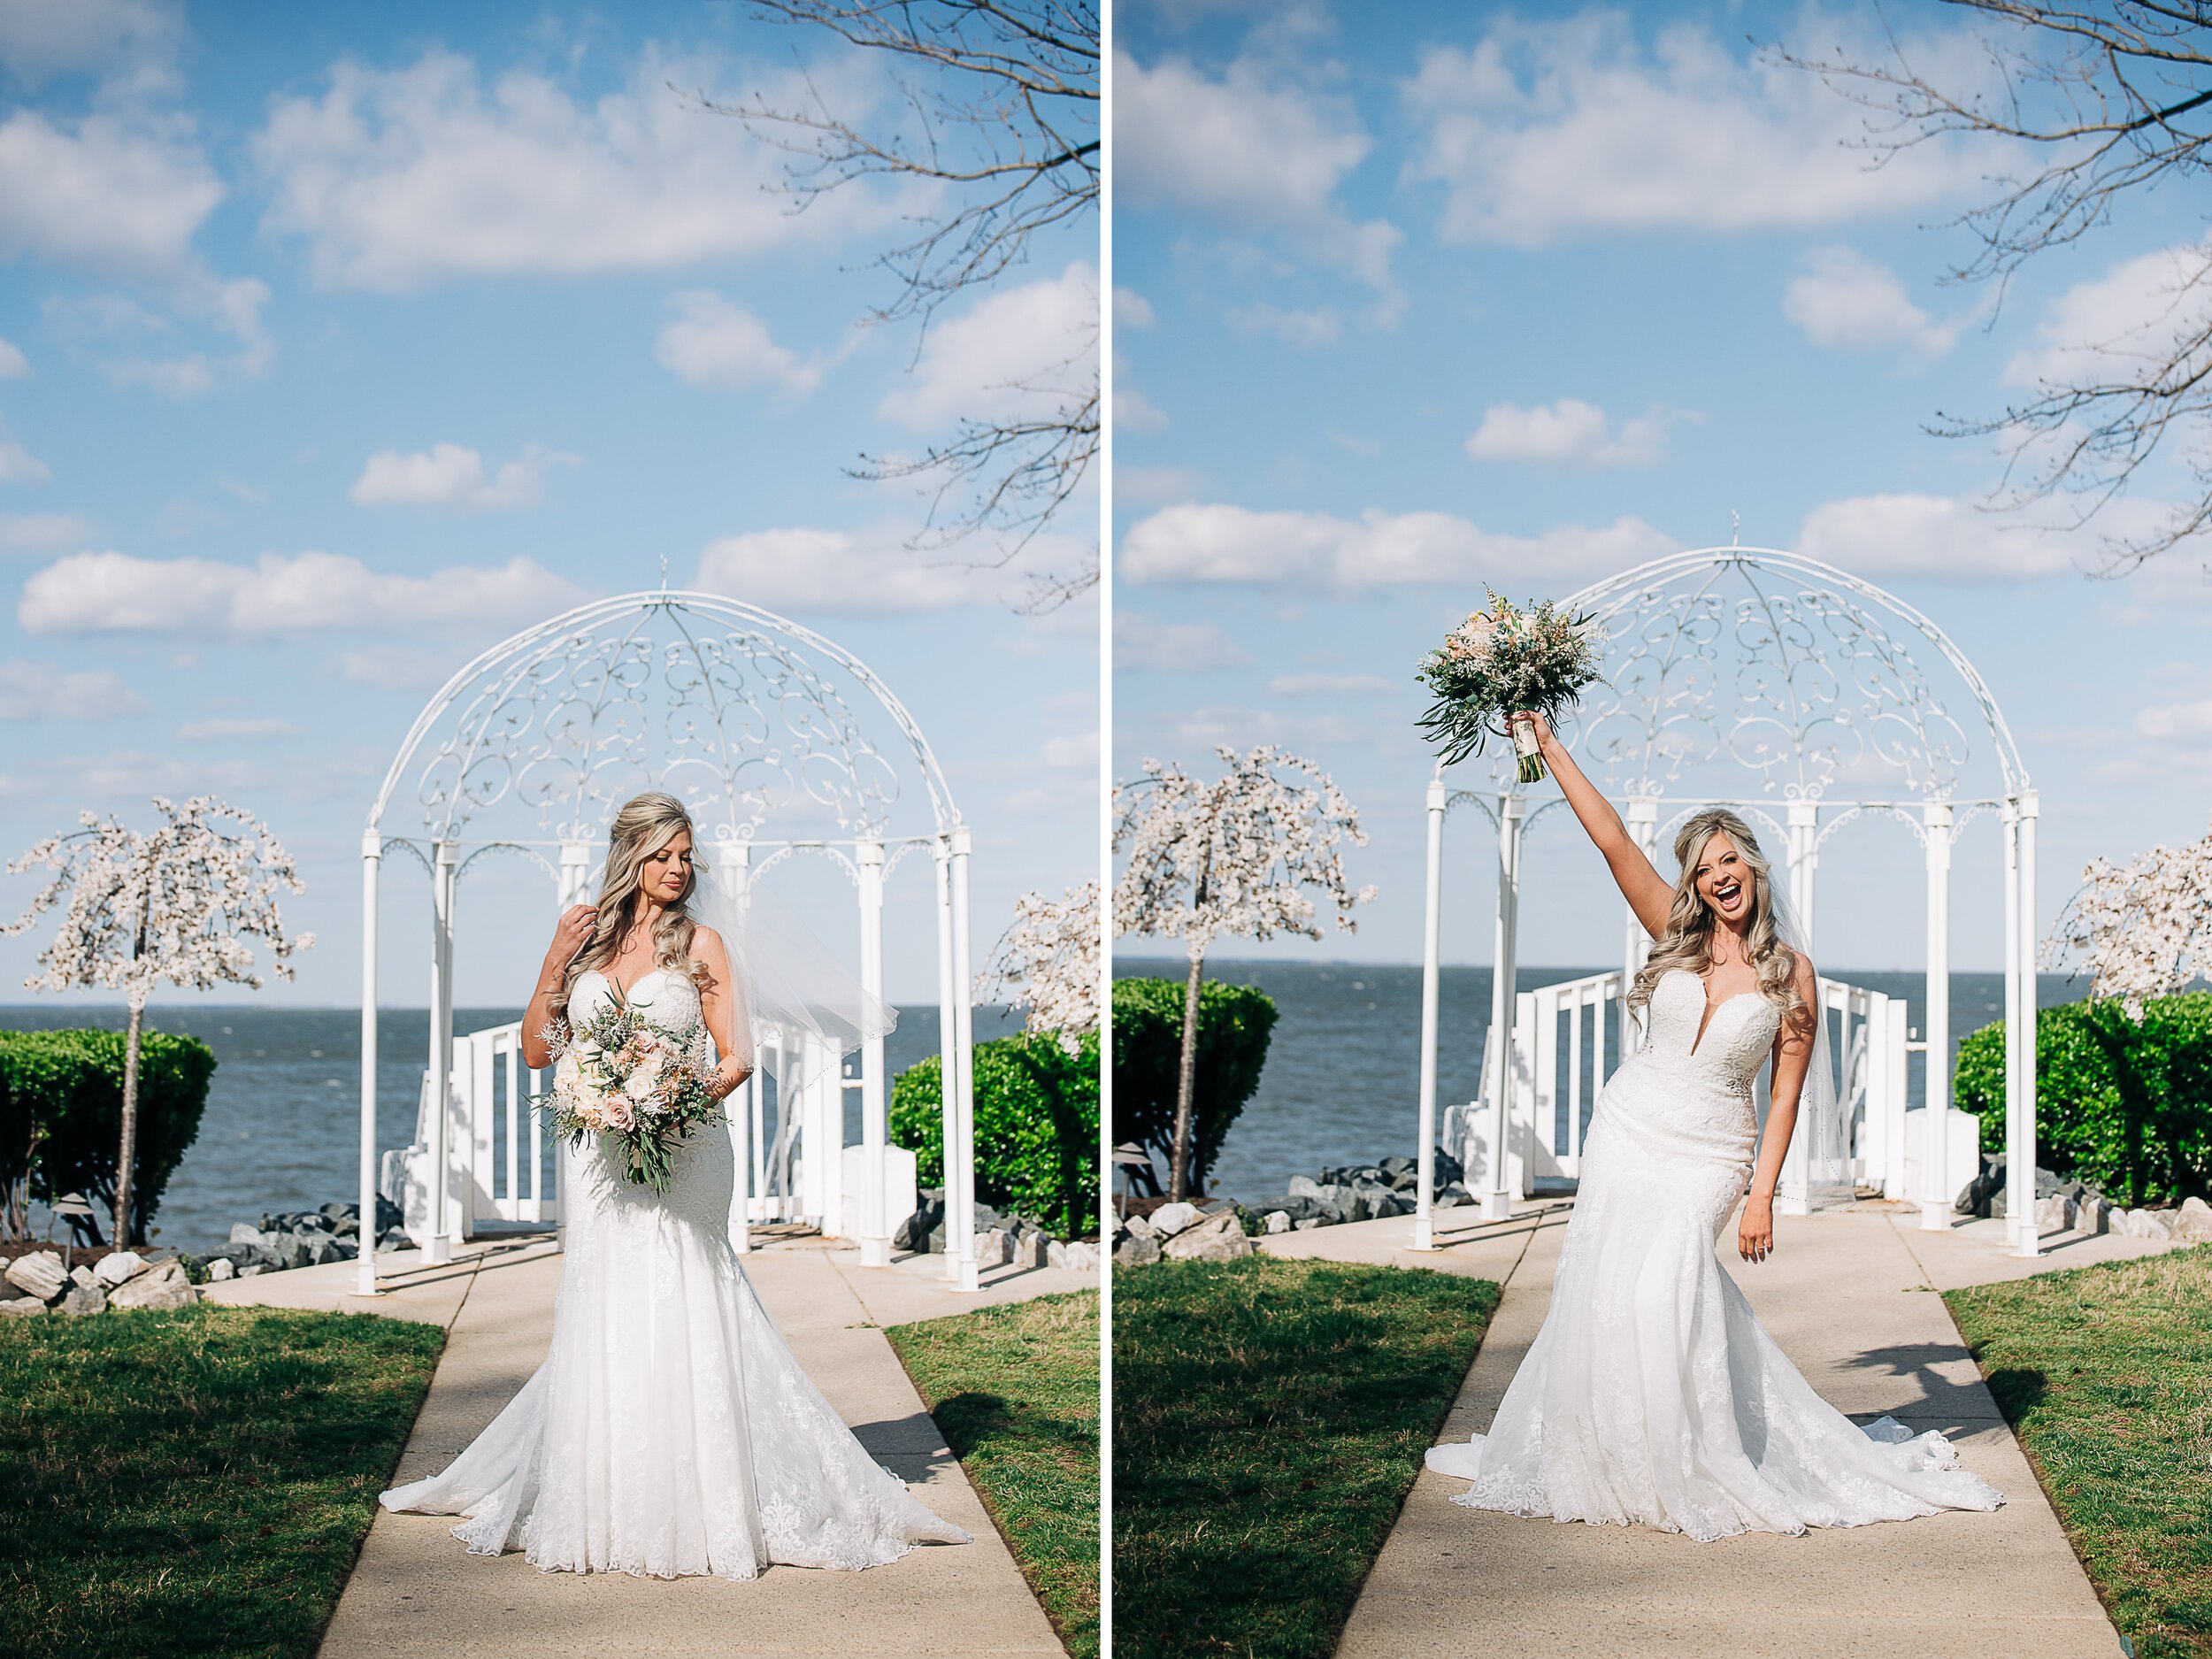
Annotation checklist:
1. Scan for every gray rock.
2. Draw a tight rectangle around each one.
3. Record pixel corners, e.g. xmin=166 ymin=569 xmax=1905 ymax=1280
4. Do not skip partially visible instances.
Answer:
xmin=1049 ymin=1240 xmax=1100 ymax=1272
xmin=2035 ymin=1193 xmax=2076 ymax=1233
xmin=58 ymin=1281 xmax=106 ymax=1317
xmin=303 ymin=1233 xmax=355 ymax=1266
xmin=1148 ymin=1201 xmax=1201 ymax=1238
xmin=1013 ymin=1231 xmax=1048 ymax=1271
xmin=4 ymin=1252 xmax=66 ymax=1302
xmin=0 ymin=1295 xmax=46 ymax=1318
xmin=108 ymin=1258 xmax=196 ymax=1310
xmin=1114 ymin=1231 xmax=1160 ymax=1266
xmin=1286 ymin=1174 xmax=1325 ymax=1200
xmin=1262 ymin=1210 xmax=1292 ymax=1234
xmin=69 ymin=1263 xmax=96 ymax=1287
xmin=206 ymin=1257 xmax=235 ymax=1282
xmin=238 ymin=1263 xmax=269 ymax=1278
xmin=1120 ymin=1213 xmax=1157 ymax=1241
xmin=976 ymin=1227 xmax=1012 ymax=1270
xmin=1161 ymin=1210 xmax=1253 ymax=1263
xmin=2077 ymin=1195 xmax=2112 ymax=1236
xmin=1292 ymin=1217 xmax=1324 ymax=1231
xmin=2172 ymin=1196 xmax=2212 ymax=1242
xmin=228 ymin=1221 xmax=265 ymax=1245
xmin=94 ymin=1250 xmax=148 ymax=1287
xmin=263 ymin=1233 xmax=309 ymax=1271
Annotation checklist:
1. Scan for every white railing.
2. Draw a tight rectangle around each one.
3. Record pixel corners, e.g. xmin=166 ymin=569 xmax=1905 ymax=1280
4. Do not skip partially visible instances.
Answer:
xmin=384 ymin=1020 xmax=915 ymax=1249
xmin=1448 ymin=970 xmax=1918 ymax=1211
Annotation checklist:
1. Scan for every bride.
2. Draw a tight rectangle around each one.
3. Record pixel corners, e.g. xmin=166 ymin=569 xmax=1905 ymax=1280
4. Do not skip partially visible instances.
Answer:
xmin=381 ymin=791 xmax=968 ymax=1578
xmin=1425 ymin=713 xmax=2002 ymax=1540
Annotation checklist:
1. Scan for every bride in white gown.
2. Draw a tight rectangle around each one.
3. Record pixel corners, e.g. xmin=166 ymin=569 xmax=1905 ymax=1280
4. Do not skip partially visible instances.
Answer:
xmin=381 ymin=791 xmax=968 ymax=1578
xmin=1425 ymin=713 xmax=2002 ymax=1541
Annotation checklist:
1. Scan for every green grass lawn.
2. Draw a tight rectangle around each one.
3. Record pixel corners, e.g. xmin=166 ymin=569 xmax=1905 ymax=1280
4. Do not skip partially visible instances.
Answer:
xmin=0 ymin=1302 xmax=444 ymax=1659
xmin=887 ymin=1289 xmax=1100 ymax=1659
xmin=1947 ymin=1246 xmax=2212 ymax=1659
xmin=1113 ymin=1256 xmax=1502 ymax=1659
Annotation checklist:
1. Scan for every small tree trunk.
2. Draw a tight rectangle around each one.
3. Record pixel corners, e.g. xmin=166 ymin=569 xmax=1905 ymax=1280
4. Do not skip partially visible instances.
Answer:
xmin=117 ymin=995 xmax=146 ymax=1246
xmin=1169 ymin=949 xmax=1205 ymax=1202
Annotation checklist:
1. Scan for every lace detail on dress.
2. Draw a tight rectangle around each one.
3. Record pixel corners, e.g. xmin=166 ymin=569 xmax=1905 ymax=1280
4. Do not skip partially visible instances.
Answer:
xmin=379 ymin=966 xmax=969 ymax=1578
xmin=1425 ymin=967 xmax=2003 ymax=1541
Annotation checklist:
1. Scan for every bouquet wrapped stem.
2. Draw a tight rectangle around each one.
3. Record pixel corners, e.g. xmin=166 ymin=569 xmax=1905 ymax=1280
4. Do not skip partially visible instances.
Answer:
xmin=1416 ymin=590 xmax=1603 ymax=781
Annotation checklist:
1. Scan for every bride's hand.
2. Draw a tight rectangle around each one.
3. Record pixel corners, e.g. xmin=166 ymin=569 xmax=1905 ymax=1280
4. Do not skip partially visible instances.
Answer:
xmin=547 ymin=903 xmax=596 ymax=968
xmin=706 ymin=1057 xmax=753 ymax=1099
xmin=1739 ymin=1194 xmax=1774 ymax=1263
xmin=1509 ymin=710 xmax=1555 ymax=749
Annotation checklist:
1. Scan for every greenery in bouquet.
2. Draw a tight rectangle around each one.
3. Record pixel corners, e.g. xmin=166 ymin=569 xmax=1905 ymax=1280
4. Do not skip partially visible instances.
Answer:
xmin=533 ymin=991 xmax=723 ymax=1192
xmin=1415 ymin=589 xmax=1604 ymax=780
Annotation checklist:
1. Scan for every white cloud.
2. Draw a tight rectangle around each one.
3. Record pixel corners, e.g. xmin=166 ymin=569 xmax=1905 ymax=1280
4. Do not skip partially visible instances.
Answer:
xmin=1227 ymin=302 xmax=1341 ymax=348
xmin=1403 ymin=12 xmax=1990 ymax=246
xmin=1114 ymin=610 xmax=1249 ymax=672
xmin=99 ymin=274 xmax=274 ymax=397
xmin=0 ymin=0 xmax=180 ymax=83
xmin=1464 ymin=397 xmax=1686 ymax=468
xmin=2004 ymin=238 xmax=2212 ymax=388
xmin=1117 ymin=50 xmax=1401 ymax=296
xmin=1793 ymin=492 xmax=2084 ymax=579
xmin=0 ymin=336 xmax=24 ymax=377
xmin=177 ymin=717 xmax=297 ymax=741
xmin=2136 ymin=698 xmax=2212 ymax=743
xmin=340 ymin=643 xmax=461 ymax=690
xmin=696 ymin=522 xmax=1049 ymax=611
xmin=19 ymin=549 xmax=588 ymax=634
xmin=1783 ymin=246 xmax=1956 ymax=358
xmin=254 ymin=49 xmax=899 ymax=292
xmin=1116 ymin=464 xmax=1207 ymax=506
xmin=655 ymin=291 xmax=825 ymax=394
xmin=1119 ymin=501 xmax=1678 ymax=588
xmin=0 ymin=659 xmax=147 ymax=720
xmin=1115 ymin=288 xmax=1156 ymax=329
xmin=0 ymin=432 xmax=50 ymax=484
xmin=0 ymin=108 xmax=220 ymax=273
xmin=1116 ymin=385 xmax=1170 ymax=434
xmin=349 ymin=442 xmax=572 ymax=511
xmin=878 ymin=261 xmax=1096 ymax=431
xmin=0 ymin=511 xmax=91 ymax=552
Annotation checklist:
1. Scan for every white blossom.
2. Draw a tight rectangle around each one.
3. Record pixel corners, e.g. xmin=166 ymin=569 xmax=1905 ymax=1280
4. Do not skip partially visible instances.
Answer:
xmin=2042 ymin=812 xmax=2212 ymax=1019
xmin=1111 ymin=745 xmax=1377 ymax=959
xmin=4 ymin=795 xmax=314 ymax=1007
xmin=976 ymin=882 xmax=1100 ymax=1055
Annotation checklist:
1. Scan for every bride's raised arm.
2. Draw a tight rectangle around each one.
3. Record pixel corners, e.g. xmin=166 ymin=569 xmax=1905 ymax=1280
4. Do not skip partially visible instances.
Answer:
xmin=691 ymin=925 xmax=756 ymax=1097
xmin=1509 ymin=710 xmax=1674 ymax=939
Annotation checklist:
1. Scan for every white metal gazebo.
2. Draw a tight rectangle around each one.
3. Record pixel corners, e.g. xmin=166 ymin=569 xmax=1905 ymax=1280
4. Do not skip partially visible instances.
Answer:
xmin=1410 ymin=548 xmax=2042 ymax=1258
xmin=353 ymin=588 xmax=983 ymax=1295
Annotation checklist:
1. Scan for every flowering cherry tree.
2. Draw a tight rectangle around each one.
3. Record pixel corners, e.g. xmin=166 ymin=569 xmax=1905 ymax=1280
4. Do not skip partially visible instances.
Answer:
xmin=4 ymin=796 xmax=312 ymax=1241
xmin=977 ymin=881 xmax=1100 ymax=1055
xmin=2044 ymin=813 xmax=2212 ymax=1018
xmin=1112 ymin=745 xmax=1376 ymax=1201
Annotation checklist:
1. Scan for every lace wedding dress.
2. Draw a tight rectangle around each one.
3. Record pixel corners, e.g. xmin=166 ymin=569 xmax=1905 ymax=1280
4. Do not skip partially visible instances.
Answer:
xmin=1426 ymin=966 xmax=2003 ymax=1540
xmin=380 ymin=966 xmax=969 ymax=1578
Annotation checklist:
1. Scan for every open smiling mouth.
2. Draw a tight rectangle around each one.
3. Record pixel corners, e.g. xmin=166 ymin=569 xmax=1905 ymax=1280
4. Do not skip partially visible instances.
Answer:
xmin=1714 ymin=879 xmax=1742 ymax=908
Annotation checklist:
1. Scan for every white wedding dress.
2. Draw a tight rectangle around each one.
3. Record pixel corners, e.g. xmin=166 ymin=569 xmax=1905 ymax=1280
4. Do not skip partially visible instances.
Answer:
xmin=380 ymin=966 xmax=969 ymax=1578
xmin=1426 ymin=966 xmax=2003 ymax=1540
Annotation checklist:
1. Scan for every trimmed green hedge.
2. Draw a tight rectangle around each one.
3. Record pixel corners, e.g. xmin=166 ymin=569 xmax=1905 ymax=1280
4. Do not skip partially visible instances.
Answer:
xmin=891 ymin=1031 xmax=1099 ymax=1238
xmin=1110 ymin=976 xmax=1277 ymax=1194
xmin=0 ymin=1029 xmax=216 ymax=1244
xmin=1955 ymin=992 xmax=2212 ymax=1207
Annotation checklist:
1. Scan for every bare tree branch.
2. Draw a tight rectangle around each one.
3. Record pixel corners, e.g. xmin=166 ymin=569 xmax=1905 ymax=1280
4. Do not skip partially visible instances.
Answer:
xmin=1778 ymin=1 xmax=2212 ymax=571
xmin=694 ymin=2 xmax=1099 ymax=606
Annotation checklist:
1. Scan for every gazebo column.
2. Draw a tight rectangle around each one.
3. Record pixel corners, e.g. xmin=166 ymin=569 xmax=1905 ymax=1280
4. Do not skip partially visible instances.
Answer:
xmin=932 ymin=840 xmax=967 ymax=1286
xmin=426 ymin=837 xmax=459 ymax=1265
xmin=2001 ymin=799 xmax=2024 ymax=1256
xmin=2014 ymin=792 xmax=2041 ymax=1257
xmin=1920 ymin=803 xmax=1954 ymax=1233
xmin=1620 ymin=797 xmax=1659 ymax=1059
xmin=947 ymin=826 xmax=979 ymax=1292
xmin=356 ymin=830 xmax=382 ymax=1297
xmin=1777 ymin=800 xmax=1820 ymax=1215
xmin=557 ymin=839 xmax=594 ymax=908
xmin=1412 ymin=776 xmax=1447 ymax=1252
xmin=1482 ymin=791 xmax=1525 ymax=1221
xmin=856 ymin=840 xmax=891 ymax=1267
xmin=718 ymin=838 xmax=753 ymax=1256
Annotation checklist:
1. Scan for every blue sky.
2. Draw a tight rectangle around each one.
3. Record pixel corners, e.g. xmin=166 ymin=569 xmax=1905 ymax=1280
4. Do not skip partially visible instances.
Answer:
xmin=0 ymin=0 xmax=1099 ymax=1006
xmin=1111 ymin=0 xmax=2212 ymax=975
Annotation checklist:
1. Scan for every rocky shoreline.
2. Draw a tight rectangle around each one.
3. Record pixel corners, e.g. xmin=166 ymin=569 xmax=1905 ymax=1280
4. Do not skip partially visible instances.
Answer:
xmin=892 ymin=1187 xmax=1101 ymax=1272
xmin=195 ymin=1197 xmax=410 ymax=1280
xmin=0 ymin=1247 xmax=198 ymax=1317
xmin=1112 ymin=1148 xmax=1468 ymax=1265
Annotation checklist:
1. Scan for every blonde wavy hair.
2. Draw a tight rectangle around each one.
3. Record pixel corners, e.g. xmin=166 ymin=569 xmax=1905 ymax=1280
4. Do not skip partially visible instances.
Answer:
xmin=552 ymin=791 xmax=715 ymax=1022
xmin=1625 ymin=807 xmax=1810 ymax=1039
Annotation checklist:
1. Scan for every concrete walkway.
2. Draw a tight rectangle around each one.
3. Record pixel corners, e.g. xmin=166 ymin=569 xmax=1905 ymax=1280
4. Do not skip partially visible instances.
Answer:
xmin=210 ymin=1234 xmax=1090 ymax=1658
xmin=1263 ymin=1202 xmax=2176 ymax=1659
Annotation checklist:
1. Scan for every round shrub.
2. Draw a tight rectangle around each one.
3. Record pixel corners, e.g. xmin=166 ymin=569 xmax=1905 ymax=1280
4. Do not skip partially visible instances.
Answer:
xmin=1110 ymin=976 xmax=1277 ymax=1194
xmin=1954 ymin=991 xmax=2212 ymax=1207
xmin=891 ymin=1030 xmax=1098 ymax=1238
xmin=0 ymin=1027 xmax=216 ymax=1244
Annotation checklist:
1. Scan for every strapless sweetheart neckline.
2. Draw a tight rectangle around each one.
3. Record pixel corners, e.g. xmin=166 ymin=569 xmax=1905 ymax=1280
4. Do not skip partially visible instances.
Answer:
xmin=1660 ymin=966 xmax=1764 ymax=1057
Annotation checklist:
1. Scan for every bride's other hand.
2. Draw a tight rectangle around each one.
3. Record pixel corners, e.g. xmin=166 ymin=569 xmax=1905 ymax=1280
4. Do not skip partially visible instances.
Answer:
xmin=1509 ymin=709 xmax=1554 ymax=749
xmin=1739 ymin=1194 xmax=1774 ymax=1263
xmin=706 ymin=1056 xmax=753 ymax=1099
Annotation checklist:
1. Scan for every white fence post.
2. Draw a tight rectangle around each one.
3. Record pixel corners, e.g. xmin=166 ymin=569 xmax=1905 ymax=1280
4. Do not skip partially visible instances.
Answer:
xmin=1482 ymin=793 xmax=1525 ymax=1220
xmin=357 ymin=832 xmax=382 ymax=1296
xmin=1413 ymin=778 xmax=1446 ymax=1251
xmin=426 ymin=838 xmax=459 ymax=1264
xmin=2014 ymin=791 xmax=2041 ymax=1257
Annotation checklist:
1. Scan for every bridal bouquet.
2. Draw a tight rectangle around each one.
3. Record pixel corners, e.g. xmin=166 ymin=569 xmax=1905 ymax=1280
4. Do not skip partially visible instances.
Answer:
xmin=534 ymin=991 xmax=723 ymax=1192
xmin=1415 ymin=590 xmax=1604 ymax=780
